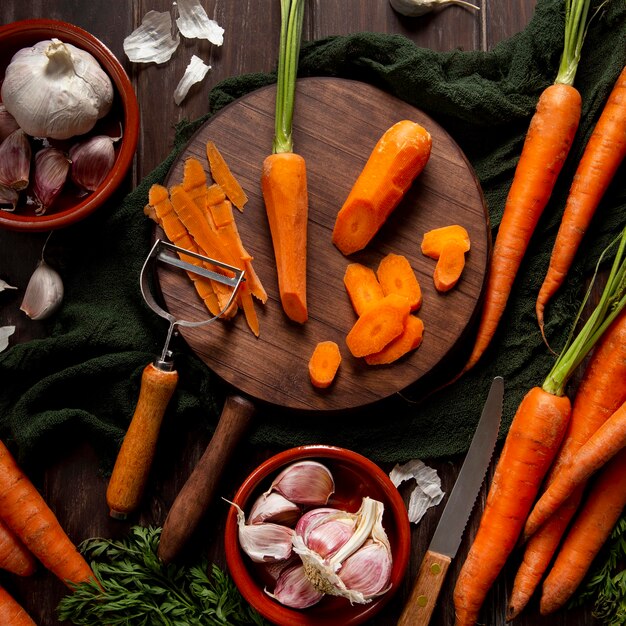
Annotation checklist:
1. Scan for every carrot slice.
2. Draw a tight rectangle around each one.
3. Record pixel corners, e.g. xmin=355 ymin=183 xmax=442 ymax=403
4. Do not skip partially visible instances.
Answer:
xmin=206 ymin=140 xmax=249 ymax=211
xmin=433 ymin=239 xmax=467 ymax=292
xmin=206 ymin=182 xmax=227 ymax=207
xmin=365 ymin=315 xmax=424 ymax=365
xmin=377 ymin=253 xmax=422 ymax=311
xmin=421 ymin=225 xmax=470 ymax=259
xmin=309 ymin=341 xmax=342 ymax=388
xmin=346 ymin=293 xmax=411 ymax=357
xmin=343 ymin=263 xmax=384 ymax=316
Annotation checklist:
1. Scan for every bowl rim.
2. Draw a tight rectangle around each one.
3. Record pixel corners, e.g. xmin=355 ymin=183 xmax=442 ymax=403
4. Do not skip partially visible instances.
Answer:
xmin=224 ymin=444 xmax=411 ymax=626
xmin=0 ymin=18 xmax=139 ymax=232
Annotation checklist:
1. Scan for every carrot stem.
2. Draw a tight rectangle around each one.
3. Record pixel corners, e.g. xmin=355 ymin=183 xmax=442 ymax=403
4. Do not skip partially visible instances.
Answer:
xmin=543 ymin=226 xmax=626 ymax=396
xmin=556 ymin=0 xmax=591 ymax=86
xmin=273 ymin=0 xmax=305 ymax=154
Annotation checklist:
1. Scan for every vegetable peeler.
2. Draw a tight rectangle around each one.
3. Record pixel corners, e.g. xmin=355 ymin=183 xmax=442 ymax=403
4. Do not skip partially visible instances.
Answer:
xmin=106 ymin=239 xmax=244 ymax=519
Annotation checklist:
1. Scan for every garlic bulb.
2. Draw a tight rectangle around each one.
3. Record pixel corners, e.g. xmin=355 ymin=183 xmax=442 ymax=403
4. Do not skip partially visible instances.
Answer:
xmin=20 ymin=259 xmax=64 ymax=320
xmin=1 ymin=38 xmax=114 ymax=140
xmin=0 ymin=128 xmax=31 ymax=191
xmin=265 ymin=461 xmax=335 ymax=506
xmin=69 ymin=135 xmax=117 ymax=192
xmin=389 ymin=0 xmax=479 ymax=16
xmin=33 ymin=148 xmax=71 ymax=214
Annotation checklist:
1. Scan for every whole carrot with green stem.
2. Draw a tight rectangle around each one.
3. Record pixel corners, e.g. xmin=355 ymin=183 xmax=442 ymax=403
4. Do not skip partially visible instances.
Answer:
xmin=457 ymin=0 xmax=591 ymax=377
xmin=536 ymin=64 xmax=626 ymax=342
xmin=453 ymin=224 xmax=626 ymax=626
xmin=261 ymin=0 xmax=308 ymax=324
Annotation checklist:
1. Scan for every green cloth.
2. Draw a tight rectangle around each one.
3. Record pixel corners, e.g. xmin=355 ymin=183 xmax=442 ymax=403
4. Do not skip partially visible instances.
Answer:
xmin=1 ymin=0 xmax=625 ymax=467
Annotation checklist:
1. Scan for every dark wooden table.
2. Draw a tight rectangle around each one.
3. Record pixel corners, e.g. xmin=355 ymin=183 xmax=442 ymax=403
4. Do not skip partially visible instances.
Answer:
xmin=0 ymin=2 xmax=600 ymax=625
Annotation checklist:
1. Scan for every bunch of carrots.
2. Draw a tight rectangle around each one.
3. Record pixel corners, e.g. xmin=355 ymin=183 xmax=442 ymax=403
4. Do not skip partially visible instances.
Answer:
xmin=454 ymin=224 xmax=626 ymax=625
xmin=0 ymin=440 xmax=98 ymax=624
xmin=144 ymin=141 xmax=267 ymax=337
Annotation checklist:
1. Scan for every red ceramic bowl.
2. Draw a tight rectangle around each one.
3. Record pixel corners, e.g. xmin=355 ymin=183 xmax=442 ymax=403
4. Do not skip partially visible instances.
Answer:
xmin=224 ymin=445 xmax=411 ymax=626
xmin=0 ymin=19 xmax=139 ymax=231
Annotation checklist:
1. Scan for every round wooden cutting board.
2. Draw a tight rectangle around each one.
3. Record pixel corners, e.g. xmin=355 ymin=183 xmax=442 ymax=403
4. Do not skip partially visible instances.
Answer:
xmin=158 ymin=77 xmax=489 ymax=413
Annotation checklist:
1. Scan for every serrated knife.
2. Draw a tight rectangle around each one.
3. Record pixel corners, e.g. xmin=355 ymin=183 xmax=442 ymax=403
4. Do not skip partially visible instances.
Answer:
xmin=397 ymin=376 xmax=504 ymax=626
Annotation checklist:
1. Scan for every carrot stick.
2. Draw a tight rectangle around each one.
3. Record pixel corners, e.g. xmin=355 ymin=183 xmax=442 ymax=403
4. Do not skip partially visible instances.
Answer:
xmin=539 ymin=448 xmax=626 ymax=615
xmin=454 ymin=225 xmax=626 ymax=626
xmin=536 ymin=65 xmax=626 ymax=341
xmin=433 ymin=238 xmax=467 ymax=292
xmin=0 ymin=585 xmax=36 ymax=626
xmin=377 ymin=253 xmax=422 ymax=311
xmin=332 ymin=120 xmax=432 ymax=255
xmin=457 ymin=0 xmax=591 ymax=377
xmin=0 ymin=519 xmax=35 ymax=577
xmin=181 ymin=157 xmax=209 ymax=214
xmin=261 ymin=0 xmax=308 ymax=324
xmin=508 ymin=309 xmax=626 ymax=619
xmin=0 ymin=441 xmax=96 ymax=588
xmin=524 ymin=400 xmax=626 ymax=538
xmin=308 ymin=341 xmax=342 ymax=388
xmin=206 ymin=140 xmax=249 ymax=211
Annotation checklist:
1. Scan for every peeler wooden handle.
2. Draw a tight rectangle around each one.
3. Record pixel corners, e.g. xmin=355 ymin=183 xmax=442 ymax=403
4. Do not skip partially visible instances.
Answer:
xmin=106 ymin=362 xmax=178 ymax=520
xmin=157 ymin=393 xmax=255 ymax=563
xmin=397 ymin=549 xmax=452 ymax=626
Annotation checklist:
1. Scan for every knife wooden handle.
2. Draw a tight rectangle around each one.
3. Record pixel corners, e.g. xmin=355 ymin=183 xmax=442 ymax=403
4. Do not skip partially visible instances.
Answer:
xmin=397 ymin=549 xmax=452 ymax=626
xmin=106 ymin=362 xmax=178 ymax=520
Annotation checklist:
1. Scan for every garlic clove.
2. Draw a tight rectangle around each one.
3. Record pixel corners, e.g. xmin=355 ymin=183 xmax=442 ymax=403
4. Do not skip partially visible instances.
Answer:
xmin=0 ymin=128 xmax=31 ymax=191
xmin=295 ymin=507 xmax=343 ymax=537
xmin=0 ymin=184 xmax=19 ymax=212
xmin=231 ymin=501 xmax=295 ymax=563
xmin=0 ymin=104 xmax=20 ymax=143
xmin=20 ymin=260 xmax=64 ymax=320
xmin=248 ymin=491 xmax=301 ymax=526
xmin=33 ymin=147 xmax=71 ymax=214
xmin=266 ymin=564 xmax=325 ymax=609
xmin=266 ymin=461 xmax=335 ymax=506
xmin=338 ymin=540 xmax=393 ymax=599
xmin=264 ymin=554 xmax=301 ymax=582
xmin=69 ymin=135 xmax=116 ymax=192
xmin=304 ymin=515 xmax=356 ymax=560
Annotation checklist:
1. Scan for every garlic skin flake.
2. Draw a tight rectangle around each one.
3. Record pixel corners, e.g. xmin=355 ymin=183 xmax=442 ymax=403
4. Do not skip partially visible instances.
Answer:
xmin=0 ymin=279 xmax=17 ymax=292
xmin=0 ymin=326 xmax=16 ymax=353
xmin=1 ymin=39 xmax=114 ymax=140
xmin=176 ymin=0 xmax=225 ymax=46
xmin=124 ymin=11 xmax=181 ymax=65
xmin=173 ymin=55 xmax=211 ymax=106
xmin=389 ymin=459 xmax=444 ymax=524
xmin=20 ymin=260 xmax=64 ymax=320
xmin=389 ymin=0 xmax=479 ymax=16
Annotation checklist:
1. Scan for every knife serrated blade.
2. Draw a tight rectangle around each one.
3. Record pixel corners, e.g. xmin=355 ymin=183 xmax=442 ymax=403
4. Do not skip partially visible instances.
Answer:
xmin=397 ymin=376 xmax=503 ymax=626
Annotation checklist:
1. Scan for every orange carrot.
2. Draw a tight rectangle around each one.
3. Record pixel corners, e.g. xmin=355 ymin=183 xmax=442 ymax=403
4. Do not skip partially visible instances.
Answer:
xmin=539 ymin=448 xmax=626 ymax=615
xmin=206 ymin=140 xmax=248 ymax=211
xmin=421 ymin=225 xmax=470 ymax=259
xmin=456 ymin=0 xmax=592 ymax=377
xmin=206 ymin=183 xmax=227 ymax=208
xmin=238 ymin=283 xmax=260 ymax=337
xmin=454 ymin=223 xmax=626 ymax=626
xmin=308 ymin=341 xmax=342 ymax=388
xmin=377 ymin=253 xmax=422 ymax=311
xmin=508 ymin=309 xmax=626 ymax=619
xmin=0 ymin=440 xmax=96 ymax=588
xmin=524 ymin=399 xmax=626 ymax=538
xmin=261 ymin=0 xmax=308 ymax=324
xmin=536 ymin=65 xmax=626 ymax=340
xmin=0 ymin=585 xmax=36 ymax=626
xmin=364 ymin=314 xmax=424 ymax=365
xmin=332 ymin=120 xmax=432 ymax=255
xmin=346 ymin=293 xmax=410 ymax=358
xmin=433 ymin=239 xmax=466 ymax=292
xmin=181 ymin=157 xmax=209 ymax=214
xmin=0 ymin=519 xmax=35 ymax=577
xmin=343 ymin=263 xmax=384 ymax=316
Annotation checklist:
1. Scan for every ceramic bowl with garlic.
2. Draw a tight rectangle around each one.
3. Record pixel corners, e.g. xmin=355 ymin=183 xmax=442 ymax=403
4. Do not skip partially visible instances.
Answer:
xmin=224 ymin=445 xmax=411 ymax=626
xmin=0 ymin=18 xmax=139 ymax=231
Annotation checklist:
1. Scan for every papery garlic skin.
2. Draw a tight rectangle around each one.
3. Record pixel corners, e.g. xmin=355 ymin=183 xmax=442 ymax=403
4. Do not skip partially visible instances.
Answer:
xmin=0 ymin=128 xmax=31 ymax=191
xmin=20 ymin=260 xmax=64 ymax=320
xmin=69 ymin=135 xmax=116 ymax=192
xmin=248 ymin=491 xmax=301 ymax=526
xmin=33 ymin=148 xmax=71 ymax=214
xmin=266 ymin=461 xmax=335 ymax=506
xmin=1 ymin=39 xmax=114 ymax=140
xmin=266 ymin=564 xmax=324 ymax=609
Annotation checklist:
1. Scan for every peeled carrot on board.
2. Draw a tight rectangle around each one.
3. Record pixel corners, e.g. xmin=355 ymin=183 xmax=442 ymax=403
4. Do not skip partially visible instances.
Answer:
xmin=377 ymin=253 xmax=422 ymax=311
xmin=0 ymin=519 xmax=35 ymax=577
xmin=308 ymin=341 xmax=342 ymax=388
xmin=0 ymin=440 xmax=96 ymax=588
xmin=453 ymin=225 xmax=626 ymax=626
xmin=456 ymin=0 xmax=591 ymax=378
xmin=507 ymin=308 xmax=626 ymax=620
xmin=343 ymin=263 xmax=384 ymax=316
xmin=365 ymin=314 xmax=424 ymax=365
xmin=346 ymin=293 xmax=410 ymax=358
xmin=332 ymin=119 xmax=432 ymax=256
xmin=0 ymin=585 xmax=36 ymax=626
xmin=539 ymin=448 xmax=626 ymax=615
xmin=536 ymin=64 xmax=626 ymax=341
xmin=261 ymin=0 xmax=308 ymax=324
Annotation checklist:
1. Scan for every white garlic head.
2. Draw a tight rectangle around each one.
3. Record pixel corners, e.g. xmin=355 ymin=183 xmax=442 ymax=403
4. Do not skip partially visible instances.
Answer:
xmin=1 ymin=39 xmax=114 ymax=140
